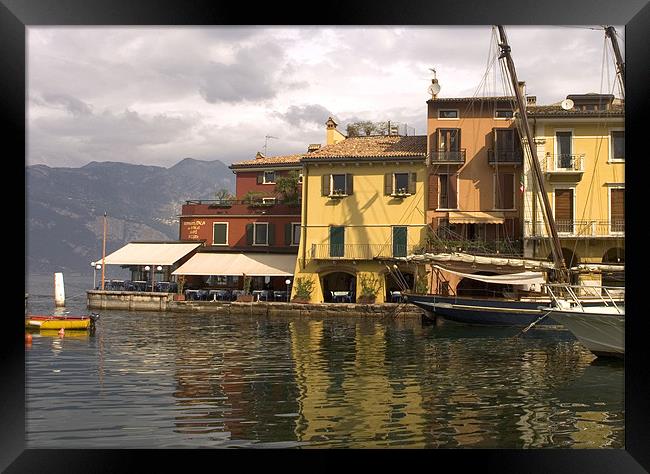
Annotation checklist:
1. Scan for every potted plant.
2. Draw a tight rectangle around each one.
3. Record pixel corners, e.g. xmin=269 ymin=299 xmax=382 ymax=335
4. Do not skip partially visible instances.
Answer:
xmin=236 ymin=275 xmax=254 ymax=302
xmin=209 ymin=188 xmax=234 ymax=208
xmin=174 ymin=275 xmax=186 ymax=301
xmin=275 ymin=171 xmax=300 ymax=207
xmin=357 ymin=273 xmax=380 ymax=304
xmin=291 ymin=277 xmax=314 ymax=303
xmin=415 ymin=272 xmax=430 ymax=295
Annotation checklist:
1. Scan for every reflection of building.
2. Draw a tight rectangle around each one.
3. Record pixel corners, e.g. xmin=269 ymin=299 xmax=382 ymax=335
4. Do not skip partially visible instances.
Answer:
xmin=524 ymin=94 xmax=625 ymax=287
xmin=293 ymin=118 xmax=428 ymax=303
xmin=289 ymin=319 xmax=426 ymax=446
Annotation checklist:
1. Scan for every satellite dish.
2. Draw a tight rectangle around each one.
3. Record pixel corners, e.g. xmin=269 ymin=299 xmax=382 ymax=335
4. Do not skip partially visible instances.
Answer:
xmin=428 ymin=82 xmax=441 ymax=96
xmin=561 ymin=99 xmax=574 ymax=110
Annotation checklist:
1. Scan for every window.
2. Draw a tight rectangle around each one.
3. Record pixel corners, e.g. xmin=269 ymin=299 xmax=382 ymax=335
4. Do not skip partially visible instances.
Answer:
xmin=611 ymin=131 xmax=625 ymax=161
xmin=495 ymin=109 xmax=514 ymax=119
xmin=556 ymin=131 xmax=573 ymax=169
xmin=212 ymin=223 xmax=228 ymax=246
xmin=331 ymin=174 xmax=347 ymax=195
xmin=392 ymin=226 xmax=407 ymax=258
xmin=437 ymin=128 xmax=461 ymax=154
xmin=394 ymin=173 xmax=409 ymax=194
xmin=292 ymin=223 xmax=301 ymax=245
xmin=610 ymin=187 xmax=624 ymax=233
xmin=495 ymin=129 xmax=515 ymax=152
xmin=254 ymin=222 xmax=268 ymax=245
xmin=329 ymin=226 xmax=345 ymax=257
xmin=554 ymin=188 xmax=574 ymax=234
xmin=438 ymin=174 xmax=457 ymax=209
xmin=494 ymin=173 xmax=515 ymax=210
xmin=439 ymin=109 xmax=459 ymax=119
xmin=263 ymin=171 xmax=276 ymax=184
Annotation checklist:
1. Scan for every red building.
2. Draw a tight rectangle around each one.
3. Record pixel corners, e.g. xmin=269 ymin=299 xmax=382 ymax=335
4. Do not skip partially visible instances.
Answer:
xmin=175 ymin=149 xmax=312 ymax=297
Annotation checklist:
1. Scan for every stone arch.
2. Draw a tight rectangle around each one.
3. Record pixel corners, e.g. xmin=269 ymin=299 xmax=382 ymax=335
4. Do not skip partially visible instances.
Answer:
xmin=320 ymin=269 xmax=357 ymax=303
xmin=602 ymin=247 xmax=624 ymax=289
xmin=382 ymin=267 xmax=415 ymax=302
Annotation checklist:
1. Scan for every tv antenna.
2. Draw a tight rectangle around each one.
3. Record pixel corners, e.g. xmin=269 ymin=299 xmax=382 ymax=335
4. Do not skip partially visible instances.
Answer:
xmin=264 ymin=135 xmax=278 ymax=155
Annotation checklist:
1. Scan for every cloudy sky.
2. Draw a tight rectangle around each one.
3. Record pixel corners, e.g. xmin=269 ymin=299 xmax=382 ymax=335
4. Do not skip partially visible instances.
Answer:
xmin=27 ymin=26 xmax=624 ymax=168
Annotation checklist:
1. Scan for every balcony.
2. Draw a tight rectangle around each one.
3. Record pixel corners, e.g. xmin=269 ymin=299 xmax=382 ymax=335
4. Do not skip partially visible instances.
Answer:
xmin=488 ymin=149 xmax=523 ymax=166
xmin=429 ymin=149 xmax=466 ymax=165
xmin=524 ymin=220 xmax=625 ymax=238
xmin=181 ymin=199 xmax=301 ymax=216
xmin=543 ymin=154 xmax=585 ymax=178
xmin=309 ymin=243 xmax=422 ymax=260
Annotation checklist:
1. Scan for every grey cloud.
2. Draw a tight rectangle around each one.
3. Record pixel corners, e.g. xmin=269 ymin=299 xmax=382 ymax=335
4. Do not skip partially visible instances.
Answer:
xmin=275 ymin=104 xmax=334 ymax=127
xmin=39 ymin=92 xmax=93 ymax=116
xmin=198 ymin=42 xmax=299 ymax=104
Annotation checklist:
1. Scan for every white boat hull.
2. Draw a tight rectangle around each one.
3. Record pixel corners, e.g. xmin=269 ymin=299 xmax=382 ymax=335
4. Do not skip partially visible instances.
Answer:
xmin=547 ymin=308 xmax=624 ymax=358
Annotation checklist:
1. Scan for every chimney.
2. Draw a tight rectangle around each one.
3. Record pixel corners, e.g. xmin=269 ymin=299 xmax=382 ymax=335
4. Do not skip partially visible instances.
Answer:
xmin=255 ymin=152 xmax=266 ymax=160
xmin=307 ymin=144 xmax=321 ymax=153
xmin=325 ymin=116 xmax=346 ymax=146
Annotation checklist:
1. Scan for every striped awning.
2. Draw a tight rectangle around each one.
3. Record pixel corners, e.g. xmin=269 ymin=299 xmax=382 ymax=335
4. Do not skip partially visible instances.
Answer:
xmin=448 ymin=211 xmax=505 ymax=224
xmin=99 ymin=242 xmax=202 ymax=266
xmin=172 ymin=252 xmax=297 ymax=277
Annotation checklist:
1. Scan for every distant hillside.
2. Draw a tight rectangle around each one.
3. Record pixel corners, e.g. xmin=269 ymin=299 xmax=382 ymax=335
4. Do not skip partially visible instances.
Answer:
xmin=26 ymin=158 xmax=234 ymax=274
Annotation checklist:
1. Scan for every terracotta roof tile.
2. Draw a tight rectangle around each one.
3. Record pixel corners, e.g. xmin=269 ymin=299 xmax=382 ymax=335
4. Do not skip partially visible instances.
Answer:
xmin=230 ymin=153 xmax=304 ymax=168
xmin=302 ymin=135 xmax=427 ymax=160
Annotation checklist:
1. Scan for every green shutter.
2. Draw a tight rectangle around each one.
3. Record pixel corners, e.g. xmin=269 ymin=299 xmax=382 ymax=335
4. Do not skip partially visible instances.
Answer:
xmin=408 ymin=172 xmax=417 ymax=194
xmin=246 ymin=224 xmax=254 ymax=245
xmin=384 ymin=173 xmax=393 ymax=195
xmin=393 ymin=226 xmax=407 ymax=257
xmin=329 ymin=226 xmax=344 ymax=257
xmin=268 ymin=223 xmax=275 ymax=245
xmin=284 ymin=223 xmax=292 ymax=246
xmin=322 ymin=174 xmax=330 ymax=196
xmin=256 ymin=173 xmax=263 ymax=184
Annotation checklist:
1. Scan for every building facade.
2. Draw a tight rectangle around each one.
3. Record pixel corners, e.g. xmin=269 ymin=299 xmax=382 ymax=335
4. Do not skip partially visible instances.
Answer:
xmin=292 ymin=118 xmax=428 ymax=303
xmin=524 ymin=93 xmax=625 ymax=287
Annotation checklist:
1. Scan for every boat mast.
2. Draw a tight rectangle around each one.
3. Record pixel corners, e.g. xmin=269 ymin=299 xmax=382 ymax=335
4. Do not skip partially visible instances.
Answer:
xmin=101 ymin=212 xmax=107 ymax=290
xmin=604 ymin=26 xmax=625 ymax=97
xmin=495 ymin=25 xmax=568 ymax=282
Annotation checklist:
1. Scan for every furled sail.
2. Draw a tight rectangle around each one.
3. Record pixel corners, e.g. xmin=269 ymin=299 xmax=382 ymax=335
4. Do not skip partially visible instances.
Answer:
xmin=399 ymin=252 xmax=556 ymax=271
xmin=429 ymin=264 xmax=545 ymax=285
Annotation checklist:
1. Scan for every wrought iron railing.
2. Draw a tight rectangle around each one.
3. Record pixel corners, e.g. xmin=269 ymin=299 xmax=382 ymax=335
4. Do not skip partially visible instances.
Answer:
xmin=429 ymin=149 xmax=466 ymax=164
xmin=543 ymin=154 xmax=585 ymax=173
xmin=487 ymin=149 xmax=523 ymax=165
xmin=524 ymin=219 xmax=625 ymax=237
xmin=310 ymin=243 xmax=423 ymax=260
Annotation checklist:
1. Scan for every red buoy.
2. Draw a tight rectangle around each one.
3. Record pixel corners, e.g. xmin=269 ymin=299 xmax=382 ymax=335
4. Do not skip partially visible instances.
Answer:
xmin=25 ymin=333 xmax=32 ymax=344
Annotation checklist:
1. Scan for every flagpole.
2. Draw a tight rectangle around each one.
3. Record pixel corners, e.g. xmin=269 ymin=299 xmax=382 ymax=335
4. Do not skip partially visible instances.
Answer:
xmin=101 ymin=212 xmax=107 ymax=290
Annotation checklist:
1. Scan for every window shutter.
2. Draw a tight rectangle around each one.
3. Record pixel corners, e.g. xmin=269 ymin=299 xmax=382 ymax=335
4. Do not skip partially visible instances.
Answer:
xmin=611 ymin=189 xmax=624 ymax=219
xmin=346 ymin=174 xmax=353 ymax=195
xmin=284 ymin=223 xmax=292 ymax=246
xmin=267 ymin=223 xmax=275 ymax=245
xmin=322 ymin=174 xmax=330 ymax=196
xmin=448 ymin=174 xmax=458 ymax=209
xmin=384 ymin=173 xmax=393 ymax=195
xmin=428 ymin=173 xmax=438 ymax=210
xmin=246 ymin=224 xmax=254 ymax=245
xmin=408 ymin=172 xmax=417 ymax=194
xmin=554 ymin=189 xmax=574 ymax=221
xmin=256 ymin=173 xmax=263 ymax=184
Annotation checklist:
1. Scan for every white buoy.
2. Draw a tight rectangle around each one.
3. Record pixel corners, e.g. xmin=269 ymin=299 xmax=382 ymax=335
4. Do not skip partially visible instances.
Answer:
xmin=54 ymin=272 xmax=65 ymax=307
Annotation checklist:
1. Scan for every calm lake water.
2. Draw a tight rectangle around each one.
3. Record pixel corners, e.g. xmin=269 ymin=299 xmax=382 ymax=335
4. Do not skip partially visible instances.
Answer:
xmin=25 ymin=274 xmax=624 ymax=448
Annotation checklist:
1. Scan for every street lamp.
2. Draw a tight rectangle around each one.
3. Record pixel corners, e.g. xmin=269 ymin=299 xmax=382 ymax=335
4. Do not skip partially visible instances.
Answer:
xmin=285 ymin=278 xmax=291 ymax=302
xmin=156 ymin=266 xmax=163 ymax=291
xmin=144 ymin=266 xmax=151 ymax=292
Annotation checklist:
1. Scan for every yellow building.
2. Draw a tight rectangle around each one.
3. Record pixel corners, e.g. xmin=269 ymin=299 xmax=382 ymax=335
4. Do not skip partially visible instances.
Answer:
xmin=523 ymin=93 xmax=624 ymax=287
xmin=292 ymin=118 xmax=428 ymax=303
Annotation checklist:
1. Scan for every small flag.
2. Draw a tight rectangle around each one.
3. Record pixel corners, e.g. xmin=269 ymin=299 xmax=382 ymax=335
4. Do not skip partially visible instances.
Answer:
xmin=519 ymin=175 xmax=525 ymax=193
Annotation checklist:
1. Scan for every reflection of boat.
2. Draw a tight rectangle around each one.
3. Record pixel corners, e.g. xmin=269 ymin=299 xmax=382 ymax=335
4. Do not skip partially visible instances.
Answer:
xmin=25 ymin=313 xmax=99 ymax=331
xmin=544 ymin=285 xmax=624 ymax=358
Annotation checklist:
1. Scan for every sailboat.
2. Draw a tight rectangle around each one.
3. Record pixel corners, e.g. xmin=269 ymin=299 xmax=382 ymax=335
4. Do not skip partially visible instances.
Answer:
xmin=405 ymin=25 xmax=625 ymax=330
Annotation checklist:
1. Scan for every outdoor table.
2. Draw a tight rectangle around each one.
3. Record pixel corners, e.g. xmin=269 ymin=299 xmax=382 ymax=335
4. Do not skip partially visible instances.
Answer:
xmin=273 ymin=291 xmax=288 ymax=302
xmin=332 ymin=291 xmax=351 ymax=303
xmin=185 ymin=289 xmax=200 ymax=300
xmin=133 ymin=281 xmax=147 ymax=292
xmin=252 ymin=290 xmax=269 ymax=301
xmin=390 ymin=291 xmax=402 ymax=303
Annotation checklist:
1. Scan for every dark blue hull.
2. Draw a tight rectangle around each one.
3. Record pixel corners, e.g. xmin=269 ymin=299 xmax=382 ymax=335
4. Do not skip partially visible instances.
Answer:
xmin=404 ymin=293 xmax=555 ymax=327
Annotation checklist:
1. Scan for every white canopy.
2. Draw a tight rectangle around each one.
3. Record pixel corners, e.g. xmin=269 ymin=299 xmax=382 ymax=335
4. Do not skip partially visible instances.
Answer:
xmin=432 ymin=264 xmax=546 ymax=285
xmin=172 ymin=252 xmax=297 ymax=277
xmin=99 ymin=242 xmax=201 ymax=266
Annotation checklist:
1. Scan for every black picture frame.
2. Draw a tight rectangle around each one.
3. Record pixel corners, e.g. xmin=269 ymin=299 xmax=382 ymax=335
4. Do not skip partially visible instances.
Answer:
xmin=7 ymin=0 xmax=649 ymax=471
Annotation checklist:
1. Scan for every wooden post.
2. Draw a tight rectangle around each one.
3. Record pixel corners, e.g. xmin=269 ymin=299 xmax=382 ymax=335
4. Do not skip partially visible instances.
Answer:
xmin=101 ymin=212 xmax=107 ymax=290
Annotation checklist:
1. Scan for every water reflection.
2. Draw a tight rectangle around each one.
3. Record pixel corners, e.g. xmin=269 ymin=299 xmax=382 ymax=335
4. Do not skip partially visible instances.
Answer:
xmin=25 ymin=278 xmax=624 ymax=449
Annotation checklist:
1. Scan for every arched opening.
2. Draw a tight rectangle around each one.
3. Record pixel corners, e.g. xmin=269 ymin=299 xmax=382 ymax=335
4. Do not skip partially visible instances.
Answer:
xmin=456 ymin=271 xmax=512 ymax=298
xmin=384 ymin=271 xmax=414 ymax=302
xmin=602 ymin=247 xmax=624 ymax=290
xmin=322 ymin=271 xmax=356 ymax=303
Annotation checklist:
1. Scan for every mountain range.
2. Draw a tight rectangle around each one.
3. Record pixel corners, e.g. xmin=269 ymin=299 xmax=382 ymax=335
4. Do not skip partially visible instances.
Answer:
xmin=26 ymin=158 xmax=234 ymax=275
